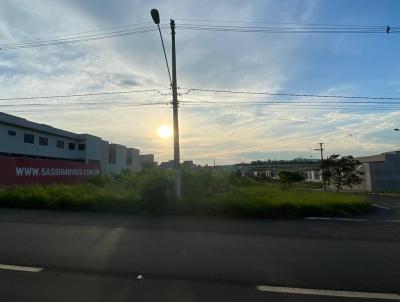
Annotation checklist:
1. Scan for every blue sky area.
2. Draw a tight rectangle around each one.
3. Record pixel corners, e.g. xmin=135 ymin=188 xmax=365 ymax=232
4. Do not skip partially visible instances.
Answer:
xmin=0 ymin=0 xmax=399 ymax=164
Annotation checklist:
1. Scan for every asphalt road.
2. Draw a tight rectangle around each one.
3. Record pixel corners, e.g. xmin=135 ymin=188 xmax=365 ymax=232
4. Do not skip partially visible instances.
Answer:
xmin=0 ymin=195 xmax=399 ymax=301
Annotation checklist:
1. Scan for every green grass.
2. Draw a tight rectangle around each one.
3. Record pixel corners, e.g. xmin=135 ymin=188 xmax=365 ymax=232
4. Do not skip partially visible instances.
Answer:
xmin=0 ymin=169 xmax=371 ymax=218
xmin=203 ymin=186 xmax=370 ymax=218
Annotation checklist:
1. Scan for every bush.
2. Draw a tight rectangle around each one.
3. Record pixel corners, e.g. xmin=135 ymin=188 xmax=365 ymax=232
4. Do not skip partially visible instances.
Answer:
xmin=86 ymin=174 xmax=112 ymax=187
xmin=138 ymin=169 xmax=173 ymax=213
xmin=278 ymin=171 xmax=305 ymax=186
xmin=0 ymin=168 xmax=371 ymax=218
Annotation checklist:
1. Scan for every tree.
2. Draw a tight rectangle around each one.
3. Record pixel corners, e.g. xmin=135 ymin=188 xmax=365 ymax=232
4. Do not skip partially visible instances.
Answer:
xmin=322 ymin=154 xmax=363 ymax=192
xmin=278 ymin=171 xmax=305 ymax=186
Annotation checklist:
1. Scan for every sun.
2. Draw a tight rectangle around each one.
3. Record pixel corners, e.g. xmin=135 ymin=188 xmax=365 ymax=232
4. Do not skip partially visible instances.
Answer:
xmin=157 ymin=125 xmax=173 ymax=139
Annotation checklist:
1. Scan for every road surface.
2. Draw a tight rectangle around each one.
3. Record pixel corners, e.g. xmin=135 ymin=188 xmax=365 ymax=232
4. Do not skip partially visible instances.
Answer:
xmin=0 ymin=194 xmax=399 ymax=301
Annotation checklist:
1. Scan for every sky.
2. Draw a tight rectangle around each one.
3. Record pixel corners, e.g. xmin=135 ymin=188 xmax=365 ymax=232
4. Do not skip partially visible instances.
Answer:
xmin=0 ymin=0 xmax=400 ymax=165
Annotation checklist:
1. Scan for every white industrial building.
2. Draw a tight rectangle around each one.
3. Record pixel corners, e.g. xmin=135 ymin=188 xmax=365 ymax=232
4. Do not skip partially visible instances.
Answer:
xmin=305 ymin=170 xmax=322 ymax=182
xmin=0 ymin=112 xmax=145 ymax=175
xmin=349 ymin=152 xmax=400 ymax=192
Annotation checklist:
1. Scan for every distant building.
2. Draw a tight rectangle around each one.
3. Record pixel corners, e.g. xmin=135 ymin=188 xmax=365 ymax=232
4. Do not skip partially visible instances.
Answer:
xmin=305 ymin=170 xmax=322 ymax=182
xmin=182 ymin=160 xmax=196 ymax=169
xmin=265 ymin=169 xmax=280 ymax=179
xmin=347 ymin=152 xmax=400 ymax=192
xmin=159 ymin=160 xmax=174 ymax=169
xmin=140 ymin=154 xmax=156 ymax=168
xmin=234 ymin=160 xmax=319 ymax=180
xmin=0 ymin=112 xmax=143 ymax=185
xmin=159 ymin=160 xmax=197 ymax=169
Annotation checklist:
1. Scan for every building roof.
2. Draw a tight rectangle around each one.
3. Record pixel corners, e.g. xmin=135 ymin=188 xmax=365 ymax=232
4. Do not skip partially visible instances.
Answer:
xmin=357 ymin=154 xmax=385 ymax=163
xmin=0 ymin=112 xmax=80 ymax=140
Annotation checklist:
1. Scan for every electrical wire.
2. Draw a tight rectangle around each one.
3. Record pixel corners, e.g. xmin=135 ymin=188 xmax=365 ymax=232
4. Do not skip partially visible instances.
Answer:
xmin=178 ymin=97 xmax=400 ymax=111
xmin=174 ymin=18 xmax=397 ymax=28
xmin=178 ymin=27 xmax=398 ymax=34
xmin=0 ymin=25 xmax=169 ymax=50
xmin=178 ymin=23 xmax=392 ymax=30
xmin=0 ymin=21 xmax=157 ymax=47
xmin=176 ymin=23 xmax=398 ymax=34
xmin=180 ymin=87 xmax=400 ymax=101
xmin=0 ymin=88 xmax=169 ymax=101
xmin=180 ymin=102 xmax=400 ymax=111
xmin=2 ymin=102 xmax=170 ymax=115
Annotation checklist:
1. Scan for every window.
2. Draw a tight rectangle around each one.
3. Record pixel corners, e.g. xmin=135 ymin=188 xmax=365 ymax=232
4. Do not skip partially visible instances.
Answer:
xmin=24 ymin=134 xmax=34 ymax=144
xmin=56 ymin=140 xmax=64 ymax=149
xmin=78 ymin=143 xmax=86 ymax=151
xmin=68 ymin=142 xmax=76 ymax=150
xmin=127 ymin=150 xmax=133 ymax=165
xmin=8 ymin=130 xmax=16 ymax=136
xmin=109 ymin=144 xmax=116 ymax=164
xmin=39 ymin=137 xmax=48 ymax=146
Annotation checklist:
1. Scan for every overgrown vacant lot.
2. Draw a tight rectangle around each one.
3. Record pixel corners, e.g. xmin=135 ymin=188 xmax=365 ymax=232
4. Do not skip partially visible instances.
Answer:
xmin=0 ymin=169 xmax=370 ymax=218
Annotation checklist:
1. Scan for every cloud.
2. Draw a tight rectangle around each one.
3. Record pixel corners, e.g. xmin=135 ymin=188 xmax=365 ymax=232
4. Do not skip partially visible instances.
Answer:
xmin=0 ymin=0 xmax=398 ymax=164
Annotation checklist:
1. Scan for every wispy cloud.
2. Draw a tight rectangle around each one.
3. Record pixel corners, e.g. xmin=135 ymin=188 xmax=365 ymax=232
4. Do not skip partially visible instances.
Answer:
xmin=0 ymin=0 xmax=399 ymax=164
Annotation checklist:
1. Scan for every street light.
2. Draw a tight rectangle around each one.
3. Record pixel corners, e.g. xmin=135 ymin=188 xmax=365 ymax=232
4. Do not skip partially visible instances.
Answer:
xmin=150 ymin=9 xmax=160 ymax=24
xmin=151 ymin=9 xmax=182 ymax=200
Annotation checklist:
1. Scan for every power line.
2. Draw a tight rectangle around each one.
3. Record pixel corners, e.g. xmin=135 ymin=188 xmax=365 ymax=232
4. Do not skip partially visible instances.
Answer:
xmin=1 ymin=19 xmax=396 ymax=51
xmin=175 ymin=18 xmax=398 ymax=28
xmin=0 ymin=21 xmax=156 ymax=47
xmin=179 ymin=99 xmax=400 ymax=111
xmin=181 ymin=104 xmax=400 ymax=111
xmin=180 ymin=87 xmax=400 ymax=101
xmin=0 ymin=88 xmax=169 ymax=101
xmin=0 ymin=100 xmax=169 ymax=108
xmin=0 ymin=25 xmax=169 ymax=50
xmin=178 ymin=23 xmax=394 ymax=30
xmin=177 ymin=24 xmax=399 ymax=34
xmin=181 ymin=99 xmax=400 ymax=105
xmin=2 ymin=102 xmax=170 ymax=115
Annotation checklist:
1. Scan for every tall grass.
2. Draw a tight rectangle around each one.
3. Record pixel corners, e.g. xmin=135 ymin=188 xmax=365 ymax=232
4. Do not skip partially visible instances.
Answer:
xmin=0 ymin=168 xmax=370 ymax=218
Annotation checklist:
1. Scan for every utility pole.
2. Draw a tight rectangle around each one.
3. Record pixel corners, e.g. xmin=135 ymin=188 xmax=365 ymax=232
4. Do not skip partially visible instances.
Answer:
xmin=314 ymin=142 xmax=326 ymax=190
xmin=151 ymin=9 xmax=181 ymax=200
xmin=170 ymin=19 xmax=182 ymax=200
xmin=314 ymin=142 xmax=324 ymax=162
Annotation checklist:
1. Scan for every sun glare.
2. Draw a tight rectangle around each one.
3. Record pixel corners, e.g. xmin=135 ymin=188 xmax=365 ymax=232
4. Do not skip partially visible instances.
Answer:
xmin=157 ymin=125 xmax=173 ymax=139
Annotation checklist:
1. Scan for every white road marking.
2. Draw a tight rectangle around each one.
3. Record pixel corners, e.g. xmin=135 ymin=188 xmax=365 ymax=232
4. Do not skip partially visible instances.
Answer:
xmin=305 ymin=217 xmax=400 ymax=223
xmin=372 ymin=204 xmax=390 ymax=210
xmin=332 ymin=218 xmax=369 ymax=222
xmin=0 ymin=264 xmax=43 ymax=272
xmin=305 ymin=217 xmax=369 ymax=222
xmin=257 ymin=285 xmax=400 ymax=300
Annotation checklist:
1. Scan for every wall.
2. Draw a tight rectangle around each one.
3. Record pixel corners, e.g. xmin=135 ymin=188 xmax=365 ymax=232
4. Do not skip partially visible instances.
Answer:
xmin=81 ymin=134 xmax=102 ymax=163
xmin=343 ymin=163 xmax=372 ymax=192
xmin=127 ymin=148 xmax=141 ymax=172
xmin=107 ymin=144 xmax=127 ymax=174
xmin=0 ymin=156 xmax=100 ymax=186
xmin=100 ymin=140 xmax=110 ymax=174
xmin=0 ymin=123 xmax=84 ymax=161
xmin=370 ymin=154 xmax=400 ymax=191
xmin=1 ymin=113 xmax=145 ymax=177
xmin=140 ymin=154 xmax=155 ymax=168
xmin=305 ymin=170 xmax=322 ymax=182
